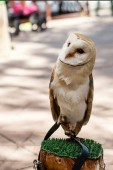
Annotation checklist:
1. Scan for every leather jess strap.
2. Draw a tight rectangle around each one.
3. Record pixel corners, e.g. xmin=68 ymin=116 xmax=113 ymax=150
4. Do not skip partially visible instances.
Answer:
xmin=36 ymin=122 xmax=89 ymax=170
xmin=36 ymin=122 xmax=60 ymax=170
xmin=71 ymin=135 xmax=89 ymax=170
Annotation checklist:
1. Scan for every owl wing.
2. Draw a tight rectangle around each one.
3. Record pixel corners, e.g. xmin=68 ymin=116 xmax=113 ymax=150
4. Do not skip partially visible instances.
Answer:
xmin=49 ymin=66 xmax=60 ymax=121
xmin=75 ymin=74 xmax=94 ymax=135
xmin=83 ymin=73 xmax=94 ymax=125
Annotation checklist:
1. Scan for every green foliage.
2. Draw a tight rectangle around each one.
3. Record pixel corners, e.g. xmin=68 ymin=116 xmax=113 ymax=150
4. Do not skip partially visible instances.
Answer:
xmin=41 ymin=138 xmax=103 ymax=159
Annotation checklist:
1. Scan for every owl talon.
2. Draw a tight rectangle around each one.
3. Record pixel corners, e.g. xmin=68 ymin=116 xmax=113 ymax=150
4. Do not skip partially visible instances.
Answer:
xmin=65 ymin=131 xmax=76 ymax=138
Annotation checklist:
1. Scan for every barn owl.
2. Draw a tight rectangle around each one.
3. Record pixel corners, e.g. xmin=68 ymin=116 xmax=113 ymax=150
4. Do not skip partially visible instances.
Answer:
xmin=49 ymin=33 xmax=96 ymax=136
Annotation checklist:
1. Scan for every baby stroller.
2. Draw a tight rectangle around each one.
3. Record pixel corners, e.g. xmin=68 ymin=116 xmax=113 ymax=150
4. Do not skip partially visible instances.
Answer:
xmin=8 ymin=1 xmax=46 ymax=35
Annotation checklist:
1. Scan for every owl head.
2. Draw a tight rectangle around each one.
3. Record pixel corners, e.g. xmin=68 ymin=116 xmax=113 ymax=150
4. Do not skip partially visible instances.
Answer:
xmin=58 ymin=33 xmax=96 ymax=67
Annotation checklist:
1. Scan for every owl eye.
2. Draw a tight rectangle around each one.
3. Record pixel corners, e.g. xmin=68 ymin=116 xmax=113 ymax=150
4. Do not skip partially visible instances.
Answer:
xmin=76 ymin=48 xmax=85 ymax=54
xmin=67 ymin=42 xmax=71 ymax=47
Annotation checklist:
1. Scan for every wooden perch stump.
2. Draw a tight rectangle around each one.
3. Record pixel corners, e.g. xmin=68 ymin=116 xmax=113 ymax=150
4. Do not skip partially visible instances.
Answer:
xmin=39 ymin=138 xmax=105 ymax=170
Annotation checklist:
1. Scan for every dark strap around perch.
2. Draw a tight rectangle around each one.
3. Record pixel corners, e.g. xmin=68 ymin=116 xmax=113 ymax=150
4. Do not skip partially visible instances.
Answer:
xmin=36 ymin=122 xmax=60 ymax=170
xmin=44 ymin=122 xmax=61 ymax=140
xmin=71 ymin=135 xmax=89 ymax=170
xmin=35 ymin=122 xmax=89 ymax=170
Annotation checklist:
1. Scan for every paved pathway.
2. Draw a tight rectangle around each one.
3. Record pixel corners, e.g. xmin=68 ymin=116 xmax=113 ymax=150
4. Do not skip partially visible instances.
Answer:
xmin=0 ymin=15 xmax=113 ymax=170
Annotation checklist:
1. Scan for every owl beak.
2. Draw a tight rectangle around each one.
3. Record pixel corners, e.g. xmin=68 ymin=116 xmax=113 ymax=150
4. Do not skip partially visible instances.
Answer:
xmin=65 ymin=52 xmax=75 ymax=59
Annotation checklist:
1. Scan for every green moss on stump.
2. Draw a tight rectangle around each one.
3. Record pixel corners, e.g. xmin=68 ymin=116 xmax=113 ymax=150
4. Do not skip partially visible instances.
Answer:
xmin=41 ymin=138 xmax=103 ymax=159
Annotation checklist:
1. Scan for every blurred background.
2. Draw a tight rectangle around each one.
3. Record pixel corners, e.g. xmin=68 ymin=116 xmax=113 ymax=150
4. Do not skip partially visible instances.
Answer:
xmin=0 ymin=1 xmax=113 ymax=170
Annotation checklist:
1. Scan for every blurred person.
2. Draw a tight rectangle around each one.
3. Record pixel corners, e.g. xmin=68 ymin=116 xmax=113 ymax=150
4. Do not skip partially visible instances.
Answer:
xmin=79 ymin=1 xmax=89 ymax=16
xmin=59 ymin=1 xmax=63 ymax=14
xmin=0 ymin=0 xmax=11 ymax=57
xmin=95 ymin=0 xmax=100 ymax=16
xmin=85 ymin=1 xmax=90 ymax=16
xmin=110 ymin=0 xmax=113 ymax=16
xmin=95 ymin=0 xmax=113 ymax=16
xmin=81 ymin=1 xmax=89 ymax=16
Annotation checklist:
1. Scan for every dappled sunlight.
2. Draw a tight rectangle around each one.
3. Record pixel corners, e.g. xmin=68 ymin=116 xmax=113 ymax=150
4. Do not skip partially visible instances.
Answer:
xmin=0 ymin=14 xmax=113 ymax=170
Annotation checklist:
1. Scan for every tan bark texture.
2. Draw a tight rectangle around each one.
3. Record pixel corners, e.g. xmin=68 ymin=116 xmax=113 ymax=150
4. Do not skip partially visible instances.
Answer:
xmin=40 ymin=150 xmax=105 ymax=170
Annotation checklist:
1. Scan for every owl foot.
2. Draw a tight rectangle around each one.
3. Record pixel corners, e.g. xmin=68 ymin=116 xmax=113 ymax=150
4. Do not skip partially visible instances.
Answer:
xmin=65 ymin=131 xmax=76 ymax=140
xmin=65 ymin=124 xmax=76 ymax=139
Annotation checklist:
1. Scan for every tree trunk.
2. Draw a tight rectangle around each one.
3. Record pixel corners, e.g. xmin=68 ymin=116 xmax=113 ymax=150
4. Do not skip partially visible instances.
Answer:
xmin=40 ymin=150 xmax=105 ymax=170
